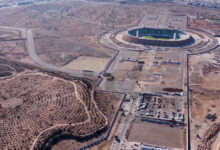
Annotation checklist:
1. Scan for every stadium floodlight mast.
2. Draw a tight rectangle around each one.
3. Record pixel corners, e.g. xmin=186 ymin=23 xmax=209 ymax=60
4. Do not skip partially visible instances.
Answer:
xmin=136 ymin=30 xmax=139 ymax=38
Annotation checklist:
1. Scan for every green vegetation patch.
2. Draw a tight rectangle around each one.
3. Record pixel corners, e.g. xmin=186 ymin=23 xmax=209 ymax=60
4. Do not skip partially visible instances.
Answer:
xmin=145 ymin=36 xmax=170 ymax=40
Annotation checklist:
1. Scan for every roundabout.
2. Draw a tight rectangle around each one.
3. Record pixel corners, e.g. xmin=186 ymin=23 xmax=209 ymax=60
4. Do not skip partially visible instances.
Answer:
xmin=100 ymin=25 xmax=218 ymax=53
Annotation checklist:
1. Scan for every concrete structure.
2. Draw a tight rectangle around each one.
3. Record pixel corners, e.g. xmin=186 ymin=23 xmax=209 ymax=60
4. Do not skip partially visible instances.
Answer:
xmin=122 ymin=27 xmax=194 ymax=47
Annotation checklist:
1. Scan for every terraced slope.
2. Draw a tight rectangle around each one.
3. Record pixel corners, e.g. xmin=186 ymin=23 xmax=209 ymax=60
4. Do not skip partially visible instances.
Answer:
xmin=0 ymin=59 xmax=108 ymax=150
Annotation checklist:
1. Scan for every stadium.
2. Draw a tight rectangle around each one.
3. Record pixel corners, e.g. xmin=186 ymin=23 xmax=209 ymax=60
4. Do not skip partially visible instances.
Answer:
xmin=122 ymin=27 xmax=194 ymax=47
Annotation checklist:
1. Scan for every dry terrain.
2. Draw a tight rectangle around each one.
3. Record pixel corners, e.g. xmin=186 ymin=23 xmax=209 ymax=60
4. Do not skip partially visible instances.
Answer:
xmin=51 ymin=91 xmax=124 ymax=150
xmin=0 ymin=1 xmax=218 ymax=68
xmin=0 ymin=58 xmax=108 ymax=150
xmin=62 ymin=56 xmax=110 ymax=73
xmin=189 ymin=47 xmax=220 ymax=150
xmin=0 ymin=1 xmax=219 ymax=150
xmin=0 ymin=1 xmax=147 ymax=67
xmin=128 ymin=119 xmax=185 ymax=149
xmin=0 ymin=28 xmax=35 ymax=65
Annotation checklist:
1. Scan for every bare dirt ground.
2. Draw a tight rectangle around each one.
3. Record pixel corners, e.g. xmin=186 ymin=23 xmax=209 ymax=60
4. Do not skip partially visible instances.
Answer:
xmin=152 ymin=50 xmax=183 ymax=88
xmin=62 ymin=56 xmax=110 ymax=73
xmin=0 ymin=1 xmax=147 ymax=67
xmin=2 ymin=1 xmax=218 ymax=67
xmin=0 ymin=1 xmax=219 ymax=150
xmin=189 ymin=47 xmax=220 ymax=150
xmin=128 ymin=119 xmax=185 ymax=149
xmin=212 ymin=131 xmax=220 ymax=150
xmin=0 ymin=28 xmax=36 ymax=65
xmin=0 ymin=1 xmax=218 ymax=68
xmin=188 ymin=17 xmax=220 ymax=36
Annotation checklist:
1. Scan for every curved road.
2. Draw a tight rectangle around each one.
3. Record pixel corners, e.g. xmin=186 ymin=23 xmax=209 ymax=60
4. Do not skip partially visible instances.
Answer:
xmin=26 ymin=29 xmax=97 ymax=77
xmin=1 ymin=11 xmax=219 ymax=149
xmin=0 ymin=26 xmax=106 ymax=150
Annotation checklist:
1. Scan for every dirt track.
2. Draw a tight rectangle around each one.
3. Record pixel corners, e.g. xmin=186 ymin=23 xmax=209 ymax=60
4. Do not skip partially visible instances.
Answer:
xmin=0 ymin=59 xmax=108 ymax=150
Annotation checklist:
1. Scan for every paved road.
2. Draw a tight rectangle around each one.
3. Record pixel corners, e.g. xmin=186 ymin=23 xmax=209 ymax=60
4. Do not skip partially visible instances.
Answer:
xmin=155 ymin=9 xmax=169 ymax=28
xmin=114 ymin=96 xmax=137 ymax=150
xmin=180 ymin=53 xmax=185 ymax=89
xmin=99 ymin=14 xmax=151 ymax=52
xmin=0 ymin=26 xmax=94 ymax=77
xmin=144 ymin=49 xmax=156 ymax=71
xmin=26 ymin=29 xmax=95 ymax=77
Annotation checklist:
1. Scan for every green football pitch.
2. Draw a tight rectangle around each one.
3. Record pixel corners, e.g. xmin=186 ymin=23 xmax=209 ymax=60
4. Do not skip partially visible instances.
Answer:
xmin=145 ymin=36 xmax=170 ymax=40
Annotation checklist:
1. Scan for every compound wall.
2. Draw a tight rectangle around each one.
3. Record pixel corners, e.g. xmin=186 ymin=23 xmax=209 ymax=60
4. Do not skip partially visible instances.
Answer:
xmin=123 ymin=27 xmax=194 ymax=47
xmin=123 ymin=33 xmax=194 ymax=47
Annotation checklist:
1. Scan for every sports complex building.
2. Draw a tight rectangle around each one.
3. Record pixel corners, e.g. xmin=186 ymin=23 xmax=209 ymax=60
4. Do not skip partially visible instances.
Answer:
xmin=122 ymin=27 xmax=194 ymax=47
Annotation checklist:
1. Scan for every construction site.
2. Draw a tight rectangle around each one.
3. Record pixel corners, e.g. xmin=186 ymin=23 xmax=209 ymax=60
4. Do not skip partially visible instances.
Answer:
xmin=0 ymin=0 xmax=219 ymax=150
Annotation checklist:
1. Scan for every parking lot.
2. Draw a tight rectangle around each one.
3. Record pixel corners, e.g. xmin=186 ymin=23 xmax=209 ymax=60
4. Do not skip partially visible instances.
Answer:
xmin=136 ymin=94 xmax=185 ymax=123
xmin=98 ymin=49 xmax=185 ymax=94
